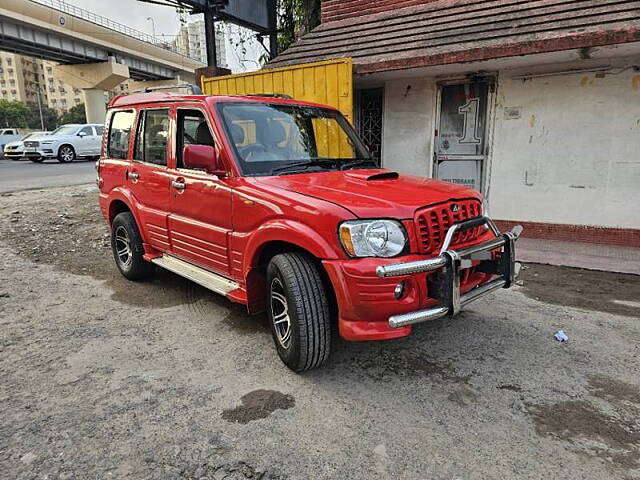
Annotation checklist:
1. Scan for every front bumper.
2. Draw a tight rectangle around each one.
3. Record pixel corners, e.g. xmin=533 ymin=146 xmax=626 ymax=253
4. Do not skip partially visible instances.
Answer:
xmin=377 ymin=217 xmax=522 ymax=328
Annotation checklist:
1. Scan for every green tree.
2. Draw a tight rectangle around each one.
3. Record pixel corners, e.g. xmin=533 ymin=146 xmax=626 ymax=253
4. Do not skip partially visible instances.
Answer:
xmin=277 ymin=0 xmax=321 ymax=53
xmin=26 ymin=102 xmax=59 ymax=131
xmin=0 ymin=99 xmax=30 ymax=128
xmin=59 ymin=103 xmax=87 ymax=125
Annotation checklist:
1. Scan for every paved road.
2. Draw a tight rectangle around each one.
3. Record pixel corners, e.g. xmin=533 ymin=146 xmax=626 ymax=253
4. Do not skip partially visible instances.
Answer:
xmin=0 ymin=158 xmax=96 ymax=193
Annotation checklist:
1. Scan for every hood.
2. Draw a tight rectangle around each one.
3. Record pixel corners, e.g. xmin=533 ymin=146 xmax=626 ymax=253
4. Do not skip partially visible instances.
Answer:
xmin=255 ymin=169 xmax=481 ymax=219
xmin=5 ymin=140 xmax=23 ymax=147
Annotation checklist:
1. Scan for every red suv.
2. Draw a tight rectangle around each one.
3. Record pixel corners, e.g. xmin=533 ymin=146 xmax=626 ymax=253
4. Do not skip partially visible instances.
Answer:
xmin=98 ymin=91 xmax=522 ymax=371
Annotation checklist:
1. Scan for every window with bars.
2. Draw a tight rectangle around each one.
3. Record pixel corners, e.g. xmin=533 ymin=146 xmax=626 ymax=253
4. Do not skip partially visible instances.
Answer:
xmin=355 ymin=88 xmax=384 ymax=162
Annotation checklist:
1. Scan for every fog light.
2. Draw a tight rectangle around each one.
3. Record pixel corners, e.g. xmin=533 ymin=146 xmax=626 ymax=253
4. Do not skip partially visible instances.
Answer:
xmin=394 ymin=281 xmax=406 ymax=300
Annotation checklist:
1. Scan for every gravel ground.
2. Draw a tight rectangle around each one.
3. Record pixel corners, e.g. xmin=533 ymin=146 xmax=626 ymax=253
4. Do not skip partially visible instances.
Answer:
xmin=1 ymin=185 xmax=639 ymax=480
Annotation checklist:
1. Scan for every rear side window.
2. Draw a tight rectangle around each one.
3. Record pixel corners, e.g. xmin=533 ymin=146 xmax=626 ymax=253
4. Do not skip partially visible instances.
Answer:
xmin=95 ymin=126 xmax=104 ymax=136
xmin=108 ymin=111 xmax=135 ymax=159
xmin=134 ymin=109 xmax=169 ymax=166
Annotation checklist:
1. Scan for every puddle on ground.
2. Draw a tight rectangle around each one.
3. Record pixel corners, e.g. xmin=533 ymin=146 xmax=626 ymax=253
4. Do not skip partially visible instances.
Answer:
xmin=528 ymin=375 xmax=640 ymax=470
xmin=221 ymin=390 xmax=295 ymax=424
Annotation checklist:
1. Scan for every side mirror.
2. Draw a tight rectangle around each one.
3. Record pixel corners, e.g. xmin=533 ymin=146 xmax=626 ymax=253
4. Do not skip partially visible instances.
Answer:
xmin=183 ymin=144 xmax=223 ymax=175
xmin=78 ymin=131 xmax=87 ymax=137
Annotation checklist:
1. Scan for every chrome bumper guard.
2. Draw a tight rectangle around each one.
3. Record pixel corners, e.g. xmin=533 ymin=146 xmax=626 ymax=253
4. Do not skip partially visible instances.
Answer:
xmin=376 ymin=217 xmax=523 ymax=329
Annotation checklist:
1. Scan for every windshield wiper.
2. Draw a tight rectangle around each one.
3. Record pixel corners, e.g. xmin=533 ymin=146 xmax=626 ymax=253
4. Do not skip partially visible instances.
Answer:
xmin=339 ymin=158 xmax=379 ymax=170
xmin=271 ymin=158 xmax=339 ymax=175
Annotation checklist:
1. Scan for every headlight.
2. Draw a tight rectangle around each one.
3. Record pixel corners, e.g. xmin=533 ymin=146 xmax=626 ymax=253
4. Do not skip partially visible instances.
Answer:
xmin=339 ymin=219 xmax=407 ymax=258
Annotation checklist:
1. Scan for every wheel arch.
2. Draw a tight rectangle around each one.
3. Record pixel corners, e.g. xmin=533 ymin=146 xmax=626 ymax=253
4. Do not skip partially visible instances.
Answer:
xmin=57 ymin=143 xmax=75 ymax=155
xmin=245 ymin=238 xmax=339 ymax=318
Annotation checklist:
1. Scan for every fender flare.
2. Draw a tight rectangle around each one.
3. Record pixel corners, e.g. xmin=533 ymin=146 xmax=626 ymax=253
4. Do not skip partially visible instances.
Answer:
xmin=105 ymin=188 xmax=144 ymax=232
xmin=243 ymin=219 xmax=342 ymax=274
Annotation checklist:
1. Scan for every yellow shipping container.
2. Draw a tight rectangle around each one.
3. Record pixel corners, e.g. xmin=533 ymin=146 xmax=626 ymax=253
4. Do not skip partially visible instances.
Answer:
xmin=200 ymin=59 xmax=353 ymax=123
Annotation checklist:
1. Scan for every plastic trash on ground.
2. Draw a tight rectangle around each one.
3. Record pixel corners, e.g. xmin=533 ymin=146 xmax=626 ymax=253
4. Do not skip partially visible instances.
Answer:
xmin=554 ymin=330 xmax=569 ymax=343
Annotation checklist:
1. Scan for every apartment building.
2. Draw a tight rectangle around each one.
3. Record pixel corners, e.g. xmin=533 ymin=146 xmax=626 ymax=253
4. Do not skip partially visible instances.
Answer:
xmin=174 ymin=20 xmax=227 ymax=68
xmin=0 ymin=51 xmax=98 ymax=115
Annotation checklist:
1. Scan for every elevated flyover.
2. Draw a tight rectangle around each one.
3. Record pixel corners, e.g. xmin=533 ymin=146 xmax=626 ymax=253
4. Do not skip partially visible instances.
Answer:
xmin=0 ymin=0 xmax=206 ymax=121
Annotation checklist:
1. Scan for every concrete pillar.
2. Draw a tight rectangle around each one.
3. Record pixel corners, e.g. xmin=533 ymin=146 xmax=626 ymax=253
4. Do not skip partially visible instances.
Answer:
xmin=82 ymin=89 xmax=108 ymax=124
xmin=55 ymin=57 xmax=129 ymax=124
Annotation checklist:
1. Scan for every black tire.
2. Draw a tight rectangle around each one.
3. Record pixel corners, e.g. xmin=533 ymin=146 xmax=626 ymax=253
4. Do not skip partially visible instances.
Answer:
xmin=30 ymin=157 xmax=45 ymax=163
xmin=57 ymin=145 xmax=75 ymax=163
xmin=266 ymin=253 xmax=331 ymax=372
xmin=110 ymin=212 xmax=154 ymax=281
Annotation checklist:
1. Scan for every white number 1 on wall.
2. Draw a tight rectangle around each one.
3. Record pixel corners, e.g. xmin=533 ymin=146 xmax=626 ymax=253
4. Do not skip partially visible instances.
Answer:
xmin=458 ymin=98 xmax=481 ymax=145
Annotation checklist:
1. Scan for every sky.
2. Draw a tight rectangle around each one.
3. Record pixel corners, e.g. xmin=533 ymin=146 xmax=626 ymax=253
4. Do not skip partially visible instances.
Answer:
xmin=62 ymin=0 xmax=262 ymax=72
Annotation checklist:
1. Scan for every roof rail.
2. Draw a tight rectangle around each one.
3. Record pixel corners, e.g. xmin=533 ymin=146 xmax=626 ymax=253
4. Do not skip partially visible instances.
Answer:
xmin=243 ymin=93 xmax=293 ymax=100
xmin=130 ymin=84 xmax=203 ymax=95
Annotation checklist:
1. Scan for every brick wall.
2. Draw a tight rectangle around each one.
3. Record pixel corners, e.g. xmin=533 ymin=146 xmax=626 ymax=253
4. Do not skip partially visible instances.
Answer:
xmin=321 ymin=0 xmax=440 ymax=23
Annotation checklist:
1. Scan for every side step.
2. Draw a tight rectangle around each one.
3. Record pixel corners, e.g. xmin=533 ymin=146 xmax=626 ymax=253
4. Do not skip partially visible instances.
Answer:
xmin=151 ymin=254 xmax=239 ymax=296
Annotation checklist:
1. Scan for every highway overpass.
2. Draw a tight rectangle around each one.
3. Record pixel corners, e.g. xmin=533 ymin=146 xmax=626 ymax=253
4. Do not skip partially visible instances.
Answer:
xmin=0 ymin=0 xmax=206 ymax=121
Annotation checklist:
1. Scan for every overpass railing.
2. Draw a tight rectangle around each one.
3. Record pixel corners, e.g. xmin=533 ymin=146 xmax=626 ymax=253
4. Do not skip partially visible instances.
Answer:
xmin=30 ymin=0 xmax=201 ymax=61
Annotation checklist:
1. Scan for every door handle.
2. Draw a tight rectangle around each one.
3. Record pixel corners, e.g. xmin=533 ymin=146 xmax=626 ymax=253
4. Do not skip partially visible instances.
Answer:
xmin=172 ymin=180 xmax=186 ymax=191
xmin=127 ymin=171 xmax=139 ymax=180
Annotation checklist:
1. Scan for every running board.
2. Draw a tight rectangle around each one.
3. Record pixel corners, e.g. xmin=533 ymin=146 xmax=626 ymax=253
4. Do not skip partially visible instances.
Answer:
xmin=151 ymin=255 xmax=239 ymax=296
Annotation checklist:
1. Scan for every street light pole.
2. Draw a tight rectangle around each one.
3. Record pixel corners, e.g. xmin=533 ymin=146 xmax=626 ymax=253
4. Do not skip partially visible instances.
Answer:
xmin=146 ymin=16 xmax=156 ymax=42
xmin=35 ymin=85 xmax=45 ymax=131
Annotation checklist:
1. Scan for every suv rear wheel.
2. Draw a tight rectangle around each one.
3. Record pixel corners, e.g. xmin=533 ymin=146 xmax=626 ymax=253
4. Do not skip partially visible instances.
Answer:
xmin=57 ymin=145 xmax=75 ymax=163
xmin=110 ymin=212 xmax=154 ymax=280
xmin=266 ymin=253 xmax=331 ymax=372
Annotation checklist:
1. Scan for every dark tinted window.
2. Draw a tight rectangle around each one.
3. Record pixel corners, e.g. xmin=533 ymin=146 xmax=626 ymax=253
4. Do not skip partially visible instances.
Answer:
xmin=95 ymin=126 xmax=104 ymax=136
xmin=134 ymin=109 xmax=169 ymax=166
xmin=107 ymin=111 xmax=135 ymax=159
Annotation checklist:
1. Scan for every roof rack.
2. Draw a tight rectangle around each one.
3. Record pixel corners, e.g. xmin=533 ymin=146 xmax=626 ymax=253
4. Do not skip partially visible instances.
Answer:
xmin=130 ymin=84 xmax=203 ymax=95
xmin=243 ymin=93 xmax=293 ymax=100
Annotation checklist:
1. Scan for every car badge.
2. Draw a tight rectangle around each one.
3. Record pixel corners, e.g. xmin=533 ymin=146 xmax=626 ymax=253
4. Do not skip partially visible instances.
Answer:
xmin=451 ymin=204 xmax=460 ymax=212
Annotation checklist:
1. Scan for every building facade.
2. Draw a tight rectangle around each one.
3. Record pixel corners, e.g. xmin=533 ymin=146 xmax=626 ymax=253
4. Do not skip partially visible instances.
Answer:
xmin=174 ymin=20 xmax=227 ymax=68
xmin=0 ymin=50 xmax=130 ymax=116
xmin=268 ymin=0 xmax=640 ymax=245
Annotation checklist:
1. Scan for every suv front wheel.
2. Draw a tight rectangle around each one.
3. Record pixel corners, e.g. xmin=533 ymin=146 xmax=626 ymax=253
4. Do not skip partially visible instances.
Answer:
xmin=110 ymin=212 xmax=154 ymax=281
xmin=266 ymin=253 xmax=331 ymax=372
xmin=57 ymin=145 xmax=75 ymax=163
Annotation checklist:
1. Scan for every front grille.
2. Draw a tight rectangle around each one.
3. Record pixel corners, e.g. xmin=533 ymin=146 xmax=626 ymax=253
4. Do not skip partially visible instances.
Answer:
xmin=24 ymin=141 xmax=39 ymax=148
xmin=415 ymin=199 xmax=483 ymax=255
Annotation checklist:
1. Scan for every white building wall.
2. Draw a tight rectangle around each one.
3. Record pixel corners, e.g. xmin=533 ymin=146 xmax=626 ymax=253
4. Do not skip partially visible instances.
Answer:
xmin=380 ymin=68 xmax=640 ymax=229
xmin=489 ymin=69 xmax=640 ymax=229
xmin=381 ymin=77 xmax=435 ymax=177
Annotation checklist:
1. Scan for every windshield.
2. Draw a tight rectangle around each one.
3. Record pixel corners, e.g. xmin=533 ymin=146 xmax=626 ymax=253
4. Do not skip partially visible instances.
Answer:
xmin=51 ymin=125 xmax=79 ymax=136
xmin=218 ymin=102 xmax=374 ymax=176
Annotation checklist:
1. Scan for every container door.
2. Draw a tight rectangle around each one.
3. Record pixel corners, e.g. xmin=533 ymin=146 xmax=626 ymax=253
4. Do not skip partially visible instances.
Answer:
xmin=434 ymin=80 xmax=492 ymax=192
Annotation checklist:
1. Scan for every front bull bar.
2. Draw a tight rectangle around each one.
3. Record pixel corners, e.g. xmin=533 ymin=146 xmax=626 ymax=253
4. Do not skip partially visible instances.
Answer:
xmin=376 ymin=217 xmax=523 ymax=329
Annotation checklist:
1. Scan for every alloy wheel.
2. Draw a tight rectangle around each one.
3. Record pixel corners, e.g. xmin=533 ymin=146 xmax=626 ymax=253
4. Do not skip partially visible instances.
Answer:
xmin=114 ymin=226 xmax=133 ymax=269
xmin=60 ymin=147 xmax=74 ymax=162
xmin=270 ymin=277 xmax=292 ymax=349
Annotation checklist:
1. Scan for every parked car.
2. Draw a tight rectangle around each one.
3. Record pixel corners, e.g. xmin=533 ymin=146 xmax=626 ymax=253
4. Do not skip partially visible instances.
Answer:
xmin=98 ymin=91 xmax=522 ymax=372
xmin=23 ymin=124 xmax=104 ymax=163
xmin=3 ymin=132 xmax=50 ymax=160
xmin=0 ymin=128 xmax=26 ymax=156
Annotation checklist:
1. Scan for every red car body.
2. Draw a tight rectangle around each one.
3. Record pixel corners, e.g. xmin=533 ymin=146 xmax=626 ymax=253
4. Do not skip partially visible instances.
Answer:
xmin=98 ymin=92 xmax=517 ymax=343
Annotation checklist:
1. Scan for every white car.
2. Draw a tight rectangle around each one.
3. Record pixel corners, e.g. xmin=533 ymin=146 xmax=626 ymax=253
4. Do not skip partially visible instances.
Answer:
xmin=3 ymin=132 xmax=50 ymax=160
xmin=23 ymin=124 xmax=104 ymax=163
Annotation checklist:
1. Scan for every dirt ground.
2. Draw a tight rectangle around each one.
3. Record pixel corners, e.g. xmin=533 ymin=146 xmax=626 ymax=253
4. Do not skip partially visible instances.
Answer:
xmin=1 ymin=185 xmax=639 ymax=479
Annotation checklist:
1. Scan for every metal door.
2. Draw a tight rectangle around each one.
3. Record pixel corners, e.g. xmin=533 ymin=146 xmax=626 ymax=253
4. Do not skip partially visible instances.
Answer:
xmin=434 ymin=80 xmax=492 ymax=192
